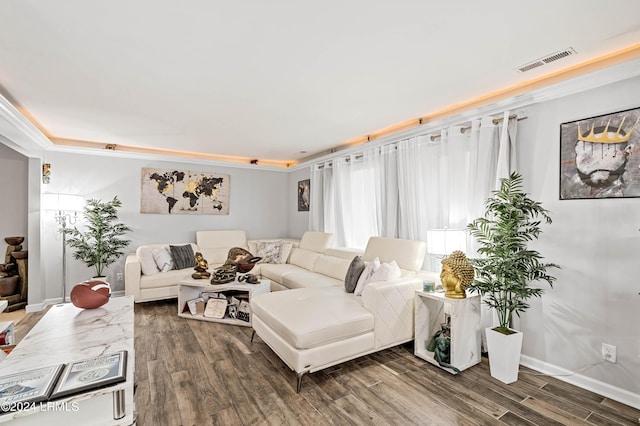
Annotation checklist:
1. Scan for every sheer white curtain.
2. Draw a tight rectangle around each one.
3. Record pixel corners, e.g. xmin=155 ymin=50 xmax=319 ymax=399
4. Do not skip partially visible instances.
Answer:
xmin=310 ymin=112 xmax=518 ymax=254
xmin=309 ymin=146 xmax=398 ymax=248
xmin=397 ymin=123 xmax=478 ymax=239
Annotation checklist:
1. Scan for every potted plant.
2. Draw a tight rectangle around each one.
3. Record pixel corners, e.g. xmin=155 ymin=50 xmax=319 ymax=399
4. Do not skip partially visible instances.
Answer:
xmin=64 ymin=196 xmax=132 ymax=279
xmin=466 ymin=172 xmax=559 ymax=384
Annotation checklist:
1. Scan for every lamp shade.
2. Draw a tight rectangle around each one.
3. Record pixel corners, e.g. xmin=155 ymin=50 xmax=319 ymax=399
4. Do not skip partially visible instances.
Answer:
xmin=43 ymin=193 xmax=84 ymax=212
xmin=427 ymin=229 xmax=466 ymax=255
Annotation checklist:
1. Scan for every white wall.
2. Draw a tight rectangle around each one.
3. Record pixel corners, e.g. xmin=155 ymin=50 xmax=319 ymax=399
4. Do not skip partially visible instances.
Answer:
xmin=517 ymin=75 xmax=640 ymax=402
xmin=0 ymin=143 xmax=28 ymax=246
xmin=41 ymin=151 xmax=291 ymax=300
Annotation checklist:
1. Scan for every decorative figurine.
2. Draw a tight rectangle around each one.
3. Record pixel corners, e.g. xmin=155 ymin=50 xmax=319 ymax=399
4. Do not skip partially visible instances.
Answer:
xmin=440 ymin=250 xmax=474 ymax=299
xmin=191 ymin=252 xmax=211 ymax=279
xmin=426 ymin=318 xmax=460 ymax=374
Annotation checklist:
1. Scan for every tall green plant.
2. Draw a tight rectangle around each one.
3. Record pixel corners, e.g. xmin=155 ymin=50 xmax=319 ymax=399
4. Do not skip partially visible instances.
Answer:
xmin=467 ymin=172 xmax=559 ymax=334
xmin=64 ymin=196 xmax=132 ymax=277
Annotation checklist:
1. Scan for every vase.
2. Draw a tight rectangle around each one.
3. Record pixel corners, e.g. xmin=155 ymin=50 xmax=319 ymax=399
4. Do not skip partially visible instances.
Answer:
xmin=485 ymin=326 xmax=523 ymax=384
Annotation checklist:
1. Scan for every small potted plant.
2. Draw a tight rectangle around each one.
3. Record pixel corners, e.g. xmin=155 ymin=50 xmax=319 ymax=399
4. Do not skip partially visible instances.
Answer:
xmin=467 ymin=172 xmax=559 ymax=384
xmin=64 ymin=196 xmax=132 ymax=279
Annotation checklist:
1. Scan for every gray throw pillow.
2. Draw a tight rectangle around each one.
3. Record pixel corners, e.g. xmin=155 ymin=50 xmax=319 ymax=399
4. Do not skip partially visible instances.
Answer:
xmin=170 ymin=244 xmax=195 ymax=270
xmin=344 ymin=255 xmax=366 ymax=293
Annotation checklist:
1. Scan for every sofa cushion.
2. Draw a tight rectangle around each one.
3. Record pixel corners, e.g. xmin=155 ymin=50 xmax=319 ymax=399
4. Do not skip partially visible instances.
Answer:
xmin=289 ymin=248 xmax=319 ymax=271
xmin=313 ymin=254 xmax=351 ymax=281
xmin=260 ymin=263 xmax=300 ymax=283
xmin=282 ymin=270 xmax=343 ymax=289
xmin=139 ymin=268 xmax=193 ymax=289
xmin=197 ymin=230 xmax=247 ymax=264
xmin=363 ymin=237 xmax=427 ymax=272
xmin=251 ymin=287 xmax=373 ymax=349
xmin=137 ymin=246 xmax=160 ymax=276
xmin=298 ymin=231 xmax=334 ymax=252
xmin=170 ymin=244 xmax=195 ymax=270
xmin=344 ymin=256 xmax=365 ymax=293
xmin=152 ymin=247 xmax=174 ymax=272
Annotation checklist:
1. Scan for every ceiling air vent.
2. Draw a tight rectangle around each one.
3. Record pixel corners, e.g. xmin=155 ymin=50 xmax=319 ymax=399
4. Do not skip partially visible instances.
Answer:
xmin=516 ymin=47 xmax=577 ymax=73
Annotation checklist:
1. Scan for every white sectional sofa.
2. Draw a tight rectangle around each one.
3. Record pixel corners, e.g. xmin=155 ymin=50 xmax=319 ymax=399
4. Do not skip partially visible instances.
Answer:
xmin=251 ymin=236 xmax=438 ymax=392
xmin=125 ymin=230 xmax=343 ymax=302
xmin=259 ymin=231 xmax=363 ymax=291
xmin=125 ymin=230 xmax=253 ymax=303
xmin=126 ymin=229 xmax=438 ymax=392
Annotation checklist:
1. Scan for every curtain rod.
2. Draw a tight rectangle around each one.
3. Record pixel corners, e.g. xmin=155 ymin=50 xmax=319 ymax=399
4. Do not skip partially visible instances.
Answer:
xmin=429 ymin=114 xmax=526 ymax=141
xmin=315 ymin=113 xmax=526 ymax=169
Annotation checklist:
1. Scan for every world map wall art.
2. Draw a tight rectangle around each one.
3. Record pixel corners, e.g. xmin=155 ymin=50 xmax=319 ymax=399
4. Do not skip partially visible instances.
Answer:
xmin=140 ymin=167 xmax=230 ymax=215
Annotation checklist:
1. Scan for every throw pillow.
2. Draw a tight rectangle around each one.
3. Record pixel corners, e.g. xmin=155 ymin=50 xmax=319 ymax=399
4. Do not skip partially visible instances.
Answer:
xmin=247 ymin=240 xmax=258 ymax=255
xmin=152 ymin=247 xmax=174 ymax=272
xmin=278 ymin=242 xmax=294 ymax=264
xmin=354 ymin=257 xmax=381 ymax=296
xmin=256 ymin=240 xmax=282 ymax=264
xmin=138 ymin=247 xmax=160 ymax=275
xmin=368 ymin=260 xmax=401 ymax=283
xmin=344 ymin=255 xmax=365 ymax=293
xmin=170 ymin=244 xmax=195 ymax=270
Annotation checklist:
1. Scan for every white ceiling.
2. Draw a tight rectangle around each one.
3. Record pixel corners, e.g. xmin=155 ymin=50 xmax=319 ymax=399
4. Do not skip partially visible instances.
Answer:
xmin=1 ymin=1 xmax=640 ymax=165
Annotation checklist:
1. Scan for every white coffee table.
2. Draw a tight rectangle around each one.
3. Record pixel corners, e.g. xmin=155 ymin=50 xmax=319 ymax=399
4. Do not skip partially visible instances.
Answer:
xmin=178 ymin=277 xmax=270 ymax=327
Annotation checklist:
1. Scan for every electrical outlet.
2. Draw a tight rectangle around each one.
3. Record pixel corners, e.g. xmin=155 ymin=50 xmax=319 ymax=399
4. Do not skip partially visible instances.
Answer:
xmin=601 ymin=343 xmax=616 ymax=363
xmin=116 ymin=272 xmax=123 ymax=281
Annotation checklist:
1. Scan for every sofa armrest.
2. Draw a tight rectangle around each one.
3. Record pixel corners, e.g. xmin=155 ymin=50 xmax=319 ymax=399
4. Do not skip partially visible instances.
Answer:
xmin=361 ymin=276 xmax=423 ymax=348
xmin=125 ymin=254 xmax=142 ymax=302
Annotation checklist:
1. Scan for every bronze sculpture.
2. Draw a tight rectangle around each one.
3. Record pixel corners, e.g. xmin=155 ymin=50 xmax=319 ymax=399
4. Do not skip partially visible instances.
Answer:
xmin=191 ymin=252 xmax=211 ymax=279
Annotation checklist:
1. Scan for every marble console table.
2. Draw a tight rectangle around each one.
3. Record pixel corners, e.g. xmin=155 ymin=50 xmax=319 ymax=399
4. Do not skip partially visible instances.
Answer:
xmin=414 ymin=290 xmax=481 ymax=373
xmin=0 ymin=296 xmax=135 ymax=425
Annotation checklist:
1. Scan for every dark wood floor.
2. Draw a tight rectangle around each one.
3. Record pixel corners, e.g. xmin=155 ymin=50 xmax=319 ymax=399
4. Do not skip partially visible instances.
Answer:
xmin=15 ymin=300 xmax=640 ymax=425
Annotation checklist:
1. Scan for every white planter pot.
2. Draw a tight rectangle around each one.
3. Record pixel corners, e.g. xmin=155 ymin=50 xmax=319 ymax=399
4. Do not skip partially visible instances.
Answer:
xmin=485 ymin=327 xmax=523 ymax=384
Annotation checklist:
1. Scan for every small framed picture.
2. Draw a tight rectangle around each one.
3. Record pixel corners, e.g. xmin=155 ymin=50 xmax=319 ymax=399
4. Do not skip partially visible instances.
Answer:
xmin=298 ymin=179 xmax=310 ymax=211
xmin=560 ymin=107 xmax=640 ymax=199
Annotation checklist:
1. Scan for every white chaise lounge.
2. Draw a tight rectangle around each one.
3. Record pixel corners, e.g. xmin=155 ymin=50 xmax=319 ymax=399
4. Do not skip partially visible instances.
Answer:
xmin=250 ymin=236 xmax=432 ymax=392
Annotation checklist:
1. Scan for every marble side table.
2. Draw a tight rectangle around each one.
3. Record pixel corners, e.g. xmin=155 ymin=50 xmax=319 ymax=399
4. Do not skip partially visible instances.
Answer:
xmin=0 ymin=296 xmax=135 ymax=425
xmin=414 ymin=290 xmax=481 ymax=373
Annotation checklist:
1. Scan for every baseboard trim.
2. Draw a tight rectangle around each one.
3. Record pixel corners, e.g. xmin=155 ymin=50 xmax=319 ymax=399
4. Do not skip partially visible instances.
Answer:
xmin=25 ymin=291 xmax=126 ymax=313
xmin=520 ymin=355 xmax=640 ymax=410
xmin=26 ymin=298 xmax=60 ymax=312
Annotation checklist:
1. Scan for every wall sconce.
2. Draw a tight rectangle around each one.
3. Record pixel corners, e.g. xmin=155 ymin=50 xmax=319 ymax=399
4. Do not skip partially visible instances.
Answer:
xmin=43 ymin=193 xmax=84 ymax=302
xmin=426 ymin=228 xmax=467 ymax=258
xmin=42 ymin=163 xmax=51 ymax=184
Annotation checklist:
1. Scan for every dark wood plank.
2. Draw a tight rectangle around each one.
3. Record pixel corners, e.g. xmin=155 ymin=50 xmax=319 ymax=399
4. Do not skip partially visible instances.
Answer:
xmin=147 ymin=359 xmax=182 ymax=426
xmin=171 ymin=369 xmax=211 ymax=425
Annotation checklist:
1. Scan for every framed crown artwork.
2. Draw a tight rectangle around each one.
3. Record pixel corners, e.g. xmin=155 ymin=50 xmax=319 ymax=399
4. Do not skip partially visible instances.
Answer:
xmin=560 ymin=107 xmax=640 ymax=200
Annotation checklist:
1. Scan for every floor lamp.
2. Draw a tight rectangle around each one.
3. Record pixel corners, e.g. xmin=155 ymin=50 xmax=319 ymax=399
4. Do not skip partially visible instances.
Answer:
xmin=43 ymin=193 xmax=83 ymax=303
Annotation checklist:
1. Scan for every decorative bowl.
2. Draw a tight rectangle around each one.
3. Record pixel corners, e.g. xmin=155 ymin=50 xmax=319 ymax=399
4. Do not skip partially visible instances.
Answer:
xmin=4 ymin=237 xmax=24 ymax=246
xmin=11 ymin=251 xmax=28 ymax=259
